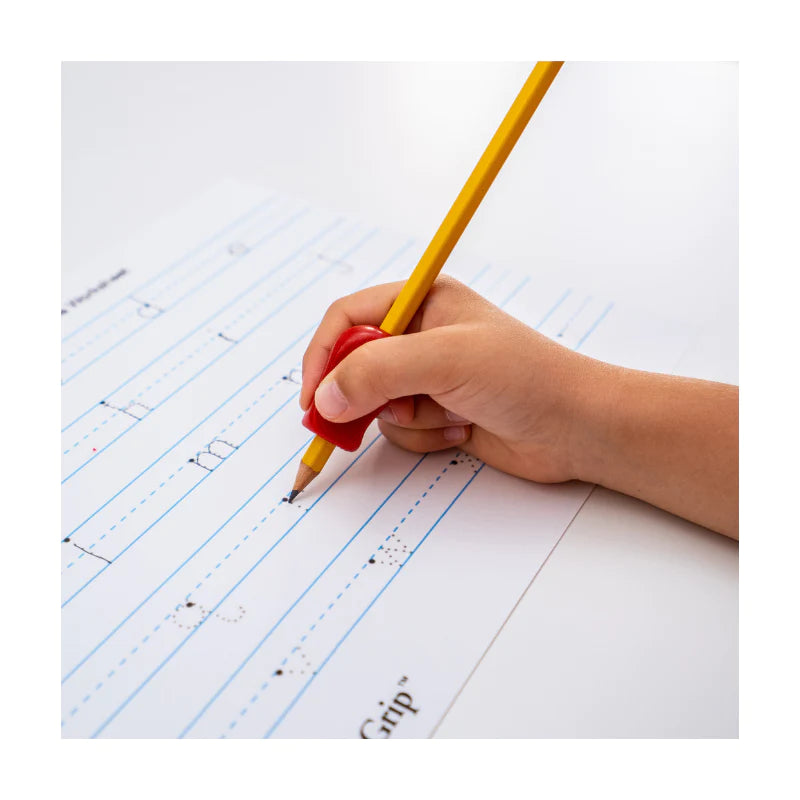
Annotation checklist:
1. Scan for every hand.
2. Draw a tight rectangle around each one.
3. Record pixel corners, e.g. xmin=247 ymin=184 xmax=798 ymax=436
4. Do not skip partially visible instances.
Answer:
xmin=300 ymin=276 xmax=599 ymax=484
xmin=301 ymin=275 xmax=739 ymax=538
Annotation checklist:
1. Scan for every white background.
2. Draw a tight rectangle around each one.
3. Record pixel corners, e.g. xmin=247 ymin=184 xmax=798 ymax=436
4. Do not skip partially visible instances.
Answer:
xmin=62 ymin=61 xmax=738 ymax=737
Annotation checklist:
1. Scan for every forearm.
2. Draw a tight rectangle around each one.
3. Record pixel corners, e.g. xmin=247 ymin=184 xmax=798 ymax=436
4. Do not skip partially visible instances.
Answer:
xmin=574 ymin=363 xmax=739 ymax=539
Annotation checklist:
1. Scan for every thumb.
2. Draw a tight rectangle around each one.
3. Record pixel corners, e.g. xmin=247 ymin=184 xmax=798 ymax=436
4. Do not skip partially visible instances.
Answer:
xmin=313 ymin=327 xmax=465 ymax=422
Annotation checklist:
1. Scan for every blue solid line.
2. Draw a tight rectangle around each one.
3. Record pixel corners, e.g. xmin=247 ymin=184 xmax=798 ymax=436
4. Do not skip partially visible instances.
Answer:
xmin=355 ymin=239 xmax=415 ymax=289
xmin=62 ymin=197 xmax=274 ymax=344
xmin=60 ymin=212 xmax=336 ymax=434
xmin=264 ymin=464 xmax=486 ymax=738
xmin=178 ymin=453 xmax=427 ymax=738
xmin=61 ymin=311 xmax=311 ymax=488
xmin=60 ymin=207 xmax=309 ymax=388
xmin=61 ymin=228 xmax=378 ymax=485
xmin=62 ymin=403 xmax=104 ymax=436
xmin=499 ymin=275 xmax=531 ymax=309
xmin=63 ymin=295 xmax=144 ymax=347
xmin=61 ymin=392 xmax=300 ymax=613
xmin=61 ymin=319 xmax=153 ymax=386
xmin=469 ymin=263 xmax=492 ymax=287
xmin=62 ymin=409 xmax=307 ymax=680
xmin=89 ymin=436 xmax=382 ymax=738
xmin=575 ymin=302 xmax=614 ymax=351
xmin=483 ymin=268 xmax=510 ymax=296
xmin=557 ymin=295 xmax=592 ymax=337
xmin=60 ymin=225 xmax=399 ymax=435
xmin=61 ymin=415 xmax=142 ymax=485
xmin=63 ymin=327 xmax=311 ymax=539
xmin=62 ymin=235 xmax=409 ymax=533
xmin=535 ymin=288 xmax=572 ymax=330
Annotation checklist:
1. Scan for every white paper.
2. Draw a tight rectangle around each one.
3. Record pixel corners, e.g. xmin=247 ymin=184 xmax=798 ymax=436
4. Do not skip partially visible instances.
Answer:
xmin=61 ymin=183 xmax=694 ymax=738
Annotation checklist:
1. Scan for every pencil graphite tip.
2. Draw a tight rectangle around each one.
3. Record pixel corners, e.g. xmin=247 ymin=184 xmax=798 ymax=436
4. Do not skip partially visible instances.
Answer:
xmin=287 ymin=489 xmax=300 ymax=504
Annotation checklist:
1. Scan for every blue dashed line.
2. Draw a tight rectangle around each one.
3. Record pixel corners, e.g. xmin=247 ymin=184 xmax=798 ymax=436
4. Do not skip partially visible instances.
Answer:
xmin=62 ymin=308 xmax=140 ymax=365
xmin=88 ymin=448 xmax=454 ymax=735
xmin=63 ymin=599 xmax=202 ymax=725
xmin=62 ymin=412 xmax=119 ymax=454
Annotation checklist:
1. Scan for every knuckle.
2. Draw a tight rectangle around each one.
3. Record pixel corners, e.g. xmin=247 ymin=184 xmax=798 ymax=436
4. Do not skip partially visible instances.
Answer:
xmin=358 ymin=346 xmax=388 ymax=401
xmin=337 ymin=345 xmax=375 ymax=398
xmin=324 ymin=296 xmax=346 ymax=322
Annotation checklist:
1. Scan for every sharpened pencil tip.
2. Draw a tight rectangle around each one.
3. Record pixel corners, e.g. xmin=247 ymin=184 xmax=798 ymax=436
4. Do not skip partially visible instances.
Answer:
xmin=287 ymin=489 xmax=300 ymax=504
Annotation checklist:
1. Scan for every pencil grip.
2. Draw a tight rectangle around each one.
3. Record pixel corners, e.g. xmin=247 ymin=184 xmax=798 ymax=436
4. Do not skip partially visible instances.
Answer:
xmin=302 ymin=325 xmax=392 ymax=451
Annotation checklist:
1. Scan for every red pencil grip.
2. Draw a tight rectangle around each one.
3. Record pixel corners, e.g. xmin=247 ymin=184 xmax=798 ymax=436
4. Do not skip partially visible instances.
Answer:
xmin=302 ymin=325 xmax=392 ymax=451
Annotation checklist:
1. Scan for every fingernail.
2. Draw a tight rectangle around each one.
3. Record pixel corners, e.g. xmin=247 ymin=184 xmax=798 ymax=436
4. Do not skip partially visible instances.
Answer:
xmin=377 ymin=406 xmax=398 ymax=423
xmin=443 ymin=425 xmax=467 ymax=442
xmin=445 ymin=409 xmax=469 ymax=423
xmin=315 ymin=380 xmax=348 ymax=419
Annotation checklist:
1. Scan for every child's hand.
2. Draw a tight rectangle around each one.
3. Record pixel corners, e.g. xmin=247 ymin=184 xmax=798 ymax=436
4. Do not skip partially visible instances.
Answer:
xmin=301 ymin=275 xmax=739 ymax=539
xmin=300 ymin=276 xmax=596 ymax=484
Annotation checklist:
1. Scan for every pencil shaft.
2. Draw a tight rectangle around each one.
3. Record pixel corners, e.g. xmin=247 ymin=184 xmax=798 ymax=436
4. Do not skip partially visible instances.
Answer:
xmin=302 ymin=435 xmax=335 ymax=472
xmin=380 ymin=61 xmax=563 ymax=336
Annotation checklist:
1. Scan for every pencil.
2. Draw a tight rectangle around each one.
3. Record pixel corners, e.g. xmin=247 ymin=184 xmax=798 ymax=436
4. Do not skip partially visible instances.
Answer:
xmin=288 ymin=61 xmax=564 ymax=502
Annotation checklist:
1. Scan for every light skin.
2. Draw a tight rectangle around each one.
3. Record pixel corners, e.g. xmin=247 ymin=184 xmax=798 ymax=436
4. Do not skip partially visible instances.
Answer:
xmin=300 ymin=276 xmax=739 ymax=540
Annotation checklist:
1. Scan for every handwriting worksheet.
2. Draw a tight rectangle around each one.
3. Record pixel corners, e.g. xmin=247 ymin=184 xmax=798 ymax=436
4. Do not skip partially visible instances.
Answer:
xmin=61 ymin=183 xmax=692 ymax=738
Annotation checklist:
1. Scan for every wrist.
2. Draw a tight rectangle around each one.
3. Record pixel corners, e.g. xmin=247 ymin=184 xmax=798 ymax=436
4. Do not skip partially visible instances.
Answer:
xmin=566 ymin=356 xmax=628 ymax=485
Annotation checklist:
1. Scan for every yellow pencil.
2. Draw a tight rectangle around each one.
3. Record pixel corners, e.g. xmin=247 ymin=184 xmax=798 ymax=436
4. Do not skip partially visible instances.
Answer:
xmin=289 ymin=61 xmax=564 ymax=501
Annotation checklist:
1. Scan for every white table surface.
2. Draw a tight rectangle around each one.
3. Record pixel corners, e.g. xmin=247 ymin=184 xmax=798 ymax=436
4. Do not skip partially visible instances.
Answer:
xmin=62 ymin=61 xmax=738 ymax=737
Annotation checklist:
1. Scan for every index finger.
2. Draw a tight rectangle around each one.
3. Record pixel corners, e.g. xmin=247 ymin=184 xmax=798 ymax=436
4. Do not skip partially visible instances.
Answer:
xmin=299 ymin=281 xmax=405 ymax=410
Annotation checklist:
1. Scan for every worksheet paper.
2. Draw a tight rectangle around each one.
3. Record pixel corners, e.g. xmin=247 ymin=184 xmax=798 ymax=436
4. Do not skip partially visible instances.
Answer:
xmin=61 ymin=183 xmax=692 ymax=738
